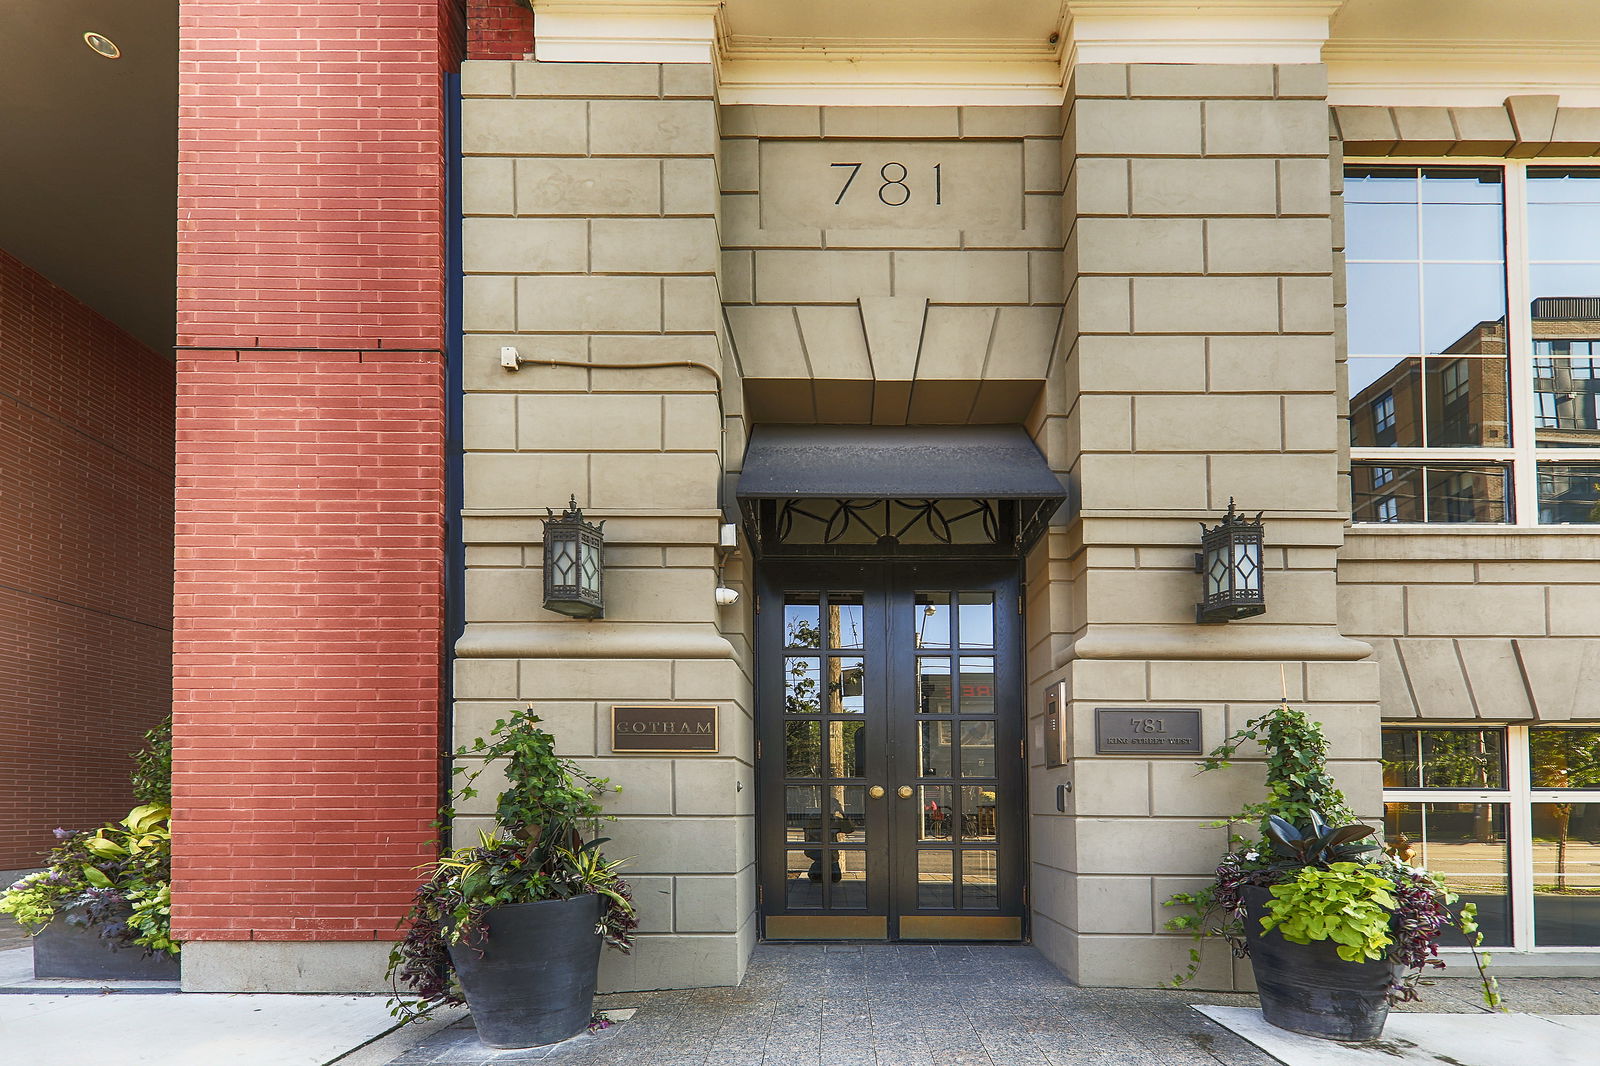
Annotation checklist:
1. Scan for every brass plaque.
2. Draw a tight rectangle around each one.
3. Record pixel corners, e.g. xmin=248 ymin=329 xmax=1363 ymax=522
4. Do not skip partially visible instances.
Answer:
xmin=764 ymin=915 xmax=887 ymax=940
xmin=1094 ymin=707 xmax=1203 ymax=755
xmin=898 ymin=916 xmax=1022 ymax=941
xmin=610 ymin=705 xmax=718 ymax=753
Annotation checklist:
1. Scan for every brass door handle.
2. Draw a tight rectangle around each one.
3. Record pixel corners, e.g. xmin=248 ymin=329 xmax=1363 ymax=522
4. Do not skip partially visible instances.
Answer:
xmin=897 ymin=785 xmax=913 ymax=800
xmin=868 ymin=785 xmax=885 ymax=799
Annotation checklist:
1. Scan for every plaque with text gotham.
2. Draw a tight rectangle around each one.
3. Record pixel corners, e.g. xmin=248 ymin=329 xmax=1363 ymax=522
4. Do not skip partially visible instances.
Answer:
xmin=1094 ymin=708 xmax=1203 ymax=755
xmin=611 ymin=705 xmax=719 ymax=753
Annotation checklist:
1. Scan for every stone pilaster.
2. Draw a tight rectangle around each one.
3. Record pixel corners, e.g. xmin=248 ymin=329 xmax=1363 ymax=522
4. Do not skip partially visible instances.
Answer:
xmin=456 ymin=58 xmax=752 ymax=991
xmin=1033 ymin=61 xmax=1380 ymax=988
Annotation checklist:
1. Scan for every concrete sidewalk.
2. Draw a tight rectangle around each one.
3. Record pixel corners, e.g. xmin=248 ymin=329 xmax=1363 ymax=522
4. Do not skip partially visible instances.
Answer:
xmin=377 ymin=943 xmax=1600 ymax=1066
xmin=1 ymin=939 xmax=1598 ymax=1066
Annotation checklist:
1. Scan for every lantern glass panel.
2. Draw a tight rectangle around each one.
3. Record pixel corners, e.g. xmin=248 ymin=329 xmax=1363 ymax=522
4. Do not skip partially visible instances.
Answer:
xmin=1233 ymin=540 xmax=1260 ymax=592
xmin=1206 ymin=551 xmax=1229 ymax=598
xmin=579 ymin=537 xmax=601 ymax=595
xmin=551 ymin=537 xmax=577 ymax=586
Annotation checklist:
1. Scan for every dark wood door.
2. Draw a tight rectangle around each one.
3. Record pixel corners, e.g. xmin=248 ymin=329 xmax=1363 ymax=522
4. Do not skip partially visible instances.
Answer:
xmin=756 ymin=560 xmax=1025 ymax=940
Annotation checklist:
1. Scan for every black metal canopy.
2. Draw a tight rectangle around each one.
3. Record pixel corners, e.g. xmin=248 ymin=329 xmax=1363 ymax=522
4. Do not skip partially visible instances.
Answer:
xmin=735 ymin=425 xmax=1066 ymax=557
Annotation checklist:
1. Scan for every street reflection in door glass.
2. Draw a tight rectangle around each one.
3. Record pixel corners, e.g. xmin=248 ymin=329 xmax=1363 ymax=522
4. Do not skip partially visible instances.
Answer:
xmin=785 ymin=785 xmax=821 ymax=842
xmin=917 ymin=657 xmax=951 ymax=713
xmin=832 ymin=720 xmax=866 ymax=778
xmin=919 ymin=720 xmax=953 ymax=777
xmin=786 ymin=850 xmax=822 ymax=908
xmin=958 ymin=657 xmax=995 ymax=715
xmin=828 ymin=657 xmax=865 ymax=714
xmin=960 ymin=721 xmax=995 ymax=777
xmin=833 ymin=853 xmax=867 ymax=909
xmin=785 ymin=721 xmax=821 ymax=778
xmin=963 ymin=850 xmax=999 ymax=909
xmin=914 ymin=592 xmax=951 ymax=648
xmin=784 ymin=595 xmax=821 ymax=648
xmin=829 ymin=593 xmax=865 ymax=649
xmin=918 ymin=850 xmax=954 ymax=908
xmin=961 ymin=785 xmax=997 ymax=842
xmin=957 ymin=592 xmax=994 ymax=647
xmin=919 ymin=785 xmax=953 ymax=840
xmin=784 ymin=657 xmax=821 ymax=715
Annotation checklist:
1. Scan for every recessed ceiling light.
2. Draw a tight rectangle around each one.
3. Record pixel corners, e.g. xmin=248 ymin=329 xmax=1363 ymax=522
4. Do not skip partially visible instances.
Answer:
xmin=83 ymin=32 xmax=121 ymax=59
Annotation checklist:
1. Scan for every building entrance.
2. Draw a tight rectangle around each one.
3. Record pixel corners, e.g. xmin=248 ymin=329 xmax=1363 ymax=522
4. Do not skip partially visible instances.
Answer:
xmin=755 ymin=560 xmax=1025 ymax=940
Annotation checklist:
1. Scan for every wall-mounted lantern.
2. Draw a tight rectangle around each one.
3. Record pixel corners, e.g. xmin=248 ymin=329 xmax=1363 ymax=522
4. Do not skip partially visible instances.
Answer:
xmin=542 ymin=495 xmax=604 ymax=619
xmin=1194 ymin=499 xmax=1265 ymax=623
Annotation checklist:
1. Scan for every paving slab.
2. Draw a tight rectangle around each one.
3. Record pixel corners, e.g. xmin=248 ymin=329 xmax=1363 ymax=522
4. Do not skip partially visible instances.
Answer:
xmin=1195 ymin=1004 xmax=1600 ymax=1066
xmin=0 ymin=991 xmax=402 ymax=1066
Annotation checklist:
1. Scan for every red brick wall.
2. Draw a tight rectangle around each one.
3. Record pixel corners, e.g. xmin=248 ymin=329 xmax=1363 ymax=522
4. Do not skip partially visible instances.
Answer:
xmin=173 ymin=2 xmax=452 ymax=943
xmin=0 ymin=248 xmax=175 ymax=869
xmin=467 ymin=0 xmax=534 ymax=60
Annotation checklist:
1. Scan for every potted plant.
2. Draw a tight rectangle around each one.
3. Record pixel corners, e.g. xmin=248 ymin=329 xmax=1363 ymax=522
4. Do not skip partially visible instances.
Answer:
xmin=1165 ymin=702 xmax=1499 ymax=1041
xmin=0 ymin=719 xmax=178 ymax=980
xmin=387 ymin=711 xmax=637 ymax=1049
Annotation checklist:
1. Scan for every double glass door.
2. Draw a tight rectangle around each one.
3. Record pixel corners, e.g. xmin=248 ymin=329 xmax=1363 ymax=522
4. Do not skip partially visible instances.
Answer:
xmin=757 ymin=561 xmax=1024 ymax=940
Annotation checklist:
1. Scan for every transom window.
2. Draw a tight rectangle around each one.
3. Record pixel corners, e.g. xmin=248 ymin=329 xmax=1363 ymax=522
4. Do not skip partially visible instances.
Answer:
xmin=1382 ymin=725 xmax=1600 ymax=950
xmin=1347 ymin=164 xmax=1600 ymax=524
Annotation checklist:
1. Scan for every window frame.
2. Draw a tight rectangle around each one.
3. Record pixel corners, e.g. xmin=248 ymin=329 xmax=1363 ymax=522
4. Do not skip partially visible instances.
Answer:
xmin=1382 ymin=723 xmax=1600 ymax=952
xmin=1346 ymin=158 xmax=1600 ymax=527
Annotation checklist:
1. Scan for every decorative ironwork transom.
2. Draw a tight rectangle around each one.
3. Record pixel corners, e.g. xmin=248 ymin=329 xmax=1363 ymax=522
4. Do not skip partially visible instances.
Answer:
xmin=749 ymin=497 xmax=1020 ymax=558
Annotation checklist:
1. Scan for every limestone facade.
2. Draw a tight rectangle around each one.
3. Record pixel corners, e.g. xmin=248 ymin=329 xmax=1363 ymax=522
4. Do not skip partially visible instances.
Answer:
xmin=456 ymin=53 xmax=1600 ymax=992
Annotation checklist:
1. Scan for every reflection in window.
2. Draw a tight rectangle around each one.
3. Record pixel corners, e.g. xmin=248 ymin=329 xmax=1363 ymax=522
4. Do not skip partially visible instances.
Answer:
xmin=915 ymin=592 xmax=951 ymax=649
xmin=1533 ymin=803 xmax=1600 ymax=946
xmin=1537 ymin=462 xmax=1600 ymax=524
xmin=1352 ymin=462 xmax=1509 ymax=523
xmin=1530 ymin=729 xmax=1600 ymax=790
xmin=1384 ymin=802 xmax=1512 ymax=947
xmin=1346 ymin=166 xmax=1505 ymax=361
xmin=784 ymin=596 xmax=821 ymax=648
xmin=785 ymin=657 xmax=821 ymax=715
xmin=1373 ymin=391 xmax=1396 ymax=441
xmin=1532 ymin=336 xmax=1600 ymax=446
xmin=962 ymin=850 xmax=999 ymax=910
xmin=957 ymin=592 xmax=995 ymax=647
xmin=1381 ymin=728 xmax=1505 ymax=789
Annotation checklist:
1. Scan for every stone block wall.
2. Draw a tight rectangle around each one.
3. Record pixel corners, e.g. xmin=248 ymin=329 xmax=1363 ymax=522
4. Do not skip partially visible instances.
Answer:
xmin=455 ymin=58 xmax=753 ymax=992
xmin=1029 ymin=63 xmax=1381 ymax=989
xmin=1339 ymin=530 xmax=1600 ymax=720
xmin=719 ymin=104 xmax=1064 ymax=430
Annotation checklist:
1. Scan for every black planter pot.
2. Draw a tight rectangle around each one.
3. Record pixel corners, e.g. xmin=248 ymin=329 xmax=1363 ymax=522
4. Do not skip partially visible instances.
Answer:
xmin=447 ymin=893 xmax=603 ymax=1049
xmin=1240 ymin=885 xmax=1397 ymax=1042
xmin=32 ymin=919 xmax=180 ymax=981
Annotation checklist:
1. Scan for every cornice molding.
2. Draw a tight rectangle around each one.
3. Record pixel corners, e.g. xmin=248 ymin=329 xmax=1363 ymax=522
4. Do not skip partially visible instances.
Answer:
xmin=1064 ymin=10 xmax=1337 ymax=66
xmin=529 ymin=0 xmax=724 ymax=64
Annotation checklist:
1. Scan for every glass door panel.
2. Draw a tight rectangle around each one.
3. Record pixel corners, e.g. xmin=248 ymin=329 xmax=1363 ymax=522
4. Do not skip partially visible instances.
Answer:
xmin=890 ymin=569 xmax=1024 ymax=939
xmin=759 ymin=561 xmax=1022 ymax=941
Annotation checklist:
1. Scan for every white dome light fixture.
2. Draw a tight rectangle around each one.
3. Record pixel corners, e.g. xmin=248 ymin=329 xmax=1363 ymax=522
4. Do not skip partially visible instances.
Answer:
xmin=83 ymin=32 xmax=122 ymax=59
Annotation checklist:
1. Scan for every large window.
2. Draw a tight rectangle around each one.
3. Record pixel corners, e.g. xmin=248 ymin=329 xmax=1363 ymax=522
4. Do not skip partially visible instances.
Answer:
xmin=1347 ymin=165 xmax=1600 ymax=524
xmin=1383 ymin=725 xmax=1600 ymax=950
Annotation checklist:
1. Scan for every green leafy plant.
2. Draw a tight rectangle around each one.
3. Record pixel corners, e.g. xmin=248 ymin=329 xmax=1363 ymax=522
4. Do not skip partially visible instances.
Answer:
xmin=130 ymin=718 xmax=173 ymax=806
xmin=0 ymin=802 xmax=176 ymax=957
xmin=1162 ymin=701 xmax=1499 ymax=1009
xmin=0 ymin=720 xmax=177 ymax=958
xmin=387 ymin=711 xmax=637 ymax=1021
xmin=1261 ymin=862 xmax=1396 ymax=963
xmin=1263 ymin=811 xmax=1380 ymax=868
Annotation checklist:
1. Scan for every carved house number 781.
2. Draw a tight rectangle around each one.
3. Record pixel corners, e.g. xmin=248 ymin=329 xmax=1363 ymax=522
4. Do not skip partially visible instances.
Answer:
xmin=830 ymin=162 xmax=942 ymax=206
